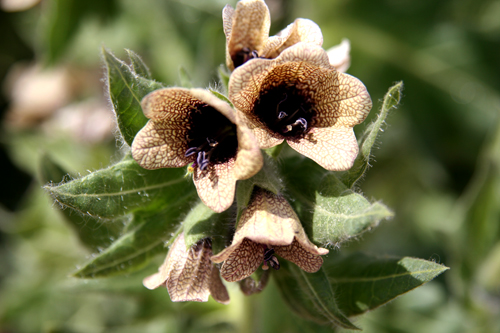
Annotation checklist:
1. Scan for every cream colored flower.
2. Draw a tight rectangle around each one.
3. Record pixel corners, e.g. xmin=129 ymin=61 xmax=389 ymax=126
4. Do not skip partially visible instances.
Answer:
xmin=228 ymin=42 xmax=372 ymax=171
xmin=211 ymin=187 xmax=328 ymax=282
xmin=223 ymin=0 xmax=323 ymax=71
xmin=131 ymin=88 xmax=263 ymax=212
xmin=143 ymin=233 xmax=229 ymax=304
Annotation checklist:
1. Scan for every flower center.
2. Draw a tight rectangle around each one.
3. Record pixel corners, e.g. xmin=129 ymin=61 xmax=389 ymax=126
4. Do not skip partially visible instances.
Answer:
xmin=262 ymin=247 xmax=280 ymax=270
xmin=254 ymin=86 xmax=313 ymax=138
xmin=233 ymin=47 xmax=259 ymax=68
xmin=184 ymin=104 xmax=238 ymax=170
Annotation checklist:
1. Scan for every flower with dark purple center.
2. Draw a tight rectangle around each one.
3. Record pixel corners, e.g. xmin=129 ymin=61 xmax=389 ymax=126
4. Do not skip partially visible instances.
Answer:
xmin=143 ymin=233 xmax=229 ymax=304
xmin=131 ymin=88 xmax=263 ymax=212
xmin=211 ymin=187 xmax=328 ymax=282
xmin=229 ymin=42 xmax=372 ymax=171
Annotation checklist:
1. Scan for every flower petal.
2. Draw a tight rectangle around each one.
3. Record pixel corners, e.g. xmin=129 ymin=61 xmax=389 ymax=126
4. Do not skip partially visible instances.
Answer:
xmin=193 ymin=159 xmax=237 ymax=213
xmin=235 ymin=188 xmax=299 ymax=245
xmin=326 ymin=38 xmax=351 ymax=73
xmin=132 ymin=88 xmax=204 ymax=169
xmin=239 ymin=270 xmax=270 ymax=295
xmin=225 ymin=0 xmax=270 ymax=70
xmin=140 ymin=88 xmax=201 ymax=122
xmin=287 ymin=126 xmax=359 ymax=171
xmin=166 ymin=235 xmax=213 ymax=302
xmin=275 ymin=238 xmax=325 ymax=273
xmin=312 ymin=71 xmax=372 ymax=128
xmin=222 ymin=5 xmax=235 ymax=39
xmin=232 ymin=114 xmax=263 ymax=180
xmin=261 ymin=18 xmax=323 ymax=59
xmin=219 ymin=238 xmax=264 ymax=282
xmin=132 ymin=120 xmax=191 ymax=169
xmin=143 ymin=234 xmax=217 ymax=303
xmin=208 ymin=265 xmax=230 ymax=304
xmin=211 ymin=187 xmax=312 ymax=263
xmin=143 ymin=249 xmax=171 ymax=290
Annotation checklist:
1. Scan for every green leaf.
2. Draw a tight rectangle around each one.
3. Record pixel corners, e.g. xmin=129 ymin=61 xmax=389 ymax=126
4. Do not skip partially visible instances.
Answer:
xmin=462 ymin=116 xmax=500 ymax=280
xmin=274 ymin=261 xmax=358 ymax=330
xmin=282 ymin=157 xmax=393 ymax=245
xmin=43 ymin=0 xmax=86 ymax=64
xmin=44 ymin=0 xmax=117 ymax=64
xmin=73 ymin=205 xmax=191 ymax=278
xmin=44 ymin=155 xmax=196 ymax=219
xmin=182 ymin=201 xmax=233 ymax=254
xmin=104 ymin=48 xmax=164 ymax=146
xmin=38 ymin=153 xmax=71 ymax=185
xmin=339 ymin=81 xmax=403 ymax=188
xmin=39 ymin=154 xmax=122 ymax=251
xmin=125 ymin=49 xmax=152 ymax=79
xmin=179 ymin=67 xmax=193 ymax=88
xmin=209 ymin=89 xmax=233 ymax=106
xmin=322 ymin=252 xmax=449 ymax=317
xmin=218 ymin=65 xmax=230 ymax=94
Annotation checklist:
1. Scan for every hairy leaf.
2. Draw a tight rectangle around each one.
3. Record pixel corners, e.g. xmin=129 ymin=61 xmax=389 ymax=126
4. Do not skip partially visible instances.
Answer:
xmin=182 ymin=201 xmax=233 ymax=254
xmin=39 ymin=154 xmax=122 ymax=251
xmin=44 ymin=155 xmax=196 ymax=219
xmin=125 ymin=49 xmax=152 ymax=79
xmin=282 ymin=157 xmax=393 ymax=246
xmin=322 ymin=252 xmax=449 ymax=317
xmin=339 ymin=81 xmax=403 ymax=188
xmin=462 ymin=116 xmax=500 ymax=280
xmin=209 ymin=89 xmax=232 ymax=106
xmin=218 ymin=65 xmax=230 ymax=95
xmin=73 ymin=205 xmax=191 ymax=278
xmin=274 ymin=261 xmax=358 ymax=330
xmin=44 ymin=0 xmax=117 ymax=64
xmin=104 ymin=48 xmax=164 ymax=146
xmin=179 ymin=67 xmax=193 ymax=88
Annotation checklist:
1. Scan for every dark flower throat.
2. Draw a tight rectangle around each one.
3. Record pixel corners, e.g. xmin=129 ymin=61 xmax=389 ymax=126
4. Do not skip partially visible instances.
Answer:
xmin=254 ymin=86 xmax=313 ymax=138
xmin=185 ymin=104 xmax=238 ymax=170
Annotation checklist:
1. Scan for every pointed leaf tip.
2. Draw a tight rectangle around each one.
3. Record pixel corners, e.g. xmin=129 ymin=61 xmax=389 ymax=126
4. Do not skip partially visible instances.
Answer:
xmin=103 ymin=48 xmax=163 ymax=146
xmin=125 ymin=49 xmax=152 ymax=79
xmin=323 ymin=252 xmax=448 ymax=317
xmin=340 ymin=81 xmax=404 ymax=188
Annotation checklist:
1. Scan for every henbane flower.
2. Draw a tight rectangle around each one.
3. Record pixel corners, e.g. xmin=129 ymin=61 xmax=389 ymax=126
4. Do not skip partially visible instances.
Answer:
xmin=223 ymin=0 xmax=323 ymax=71
xmin=211 ymin=187 xmax=328 ymax=282
xmin=143 ymin=233 xmax=229 ymax=304
xmin=228 ymin=42 xmax=372 ymax=171
xmin=131 ymin=88 xmax=263 ymax=212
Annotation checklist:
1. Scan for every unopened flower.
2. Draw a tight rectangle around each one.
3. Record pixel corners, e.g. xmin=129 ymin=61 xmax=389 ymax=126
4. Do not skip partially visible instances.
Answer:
xmin=229 ymin=42 xmax=372 ymax=171
xmin=211 ymin=187 xmax=328 ymax=282
xmin=143 ymin=233 xmax=229 ymax=304
xmin=223 ymin=0 xmax=323 ymax=71
xmin=131 ymin=88 xmax=263 ymax=212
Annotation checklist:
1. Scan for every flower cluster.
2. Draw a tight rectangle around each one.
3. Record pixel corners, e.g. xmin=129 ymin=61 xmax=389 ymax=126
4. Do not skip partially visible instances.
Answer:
xmin=134 ymin=0 xmax=372 ymax=303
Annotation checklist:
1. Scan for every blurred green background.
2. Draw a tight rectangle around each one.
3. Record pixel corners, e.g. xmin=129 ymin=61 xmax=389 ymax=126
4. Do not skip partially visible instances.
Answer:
xmin=1 ymin=0 xmax=499 ymax=332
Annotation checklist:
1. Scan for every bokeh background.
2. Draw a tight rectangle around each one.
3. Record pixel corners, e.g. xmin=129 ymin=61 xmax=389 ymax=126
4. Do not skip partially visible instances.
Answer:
xmin=1 ymin=0 xmax=499 ymax=332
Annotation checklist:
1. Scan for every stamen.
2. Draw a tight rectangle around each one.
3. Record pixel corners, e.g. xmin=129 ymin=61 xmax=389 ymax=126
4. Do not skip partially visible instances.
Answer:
xmin=268 ymin=256 xmax=280 ymax=270
xmin=278 ymin=111 xmax=288 ymax=119
xmin=263 ymin=248 xmax=275 ymax=261
xmin=294 ymin=117 xmax=308 ymax=131
xmin=207 ymin=138 xmax=218 ymax=147
xmin=200 ymin=159 xmax=210 ymax=171
xmin=185 ymin=147 xmax=199 ymax=157
xmin=251 ymin=50 xmax=259 ymax=58
xmin=197 ymin=151 xmax=205 ymax=168
xmin=282 ymin=125 xmax=293 ymax=133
